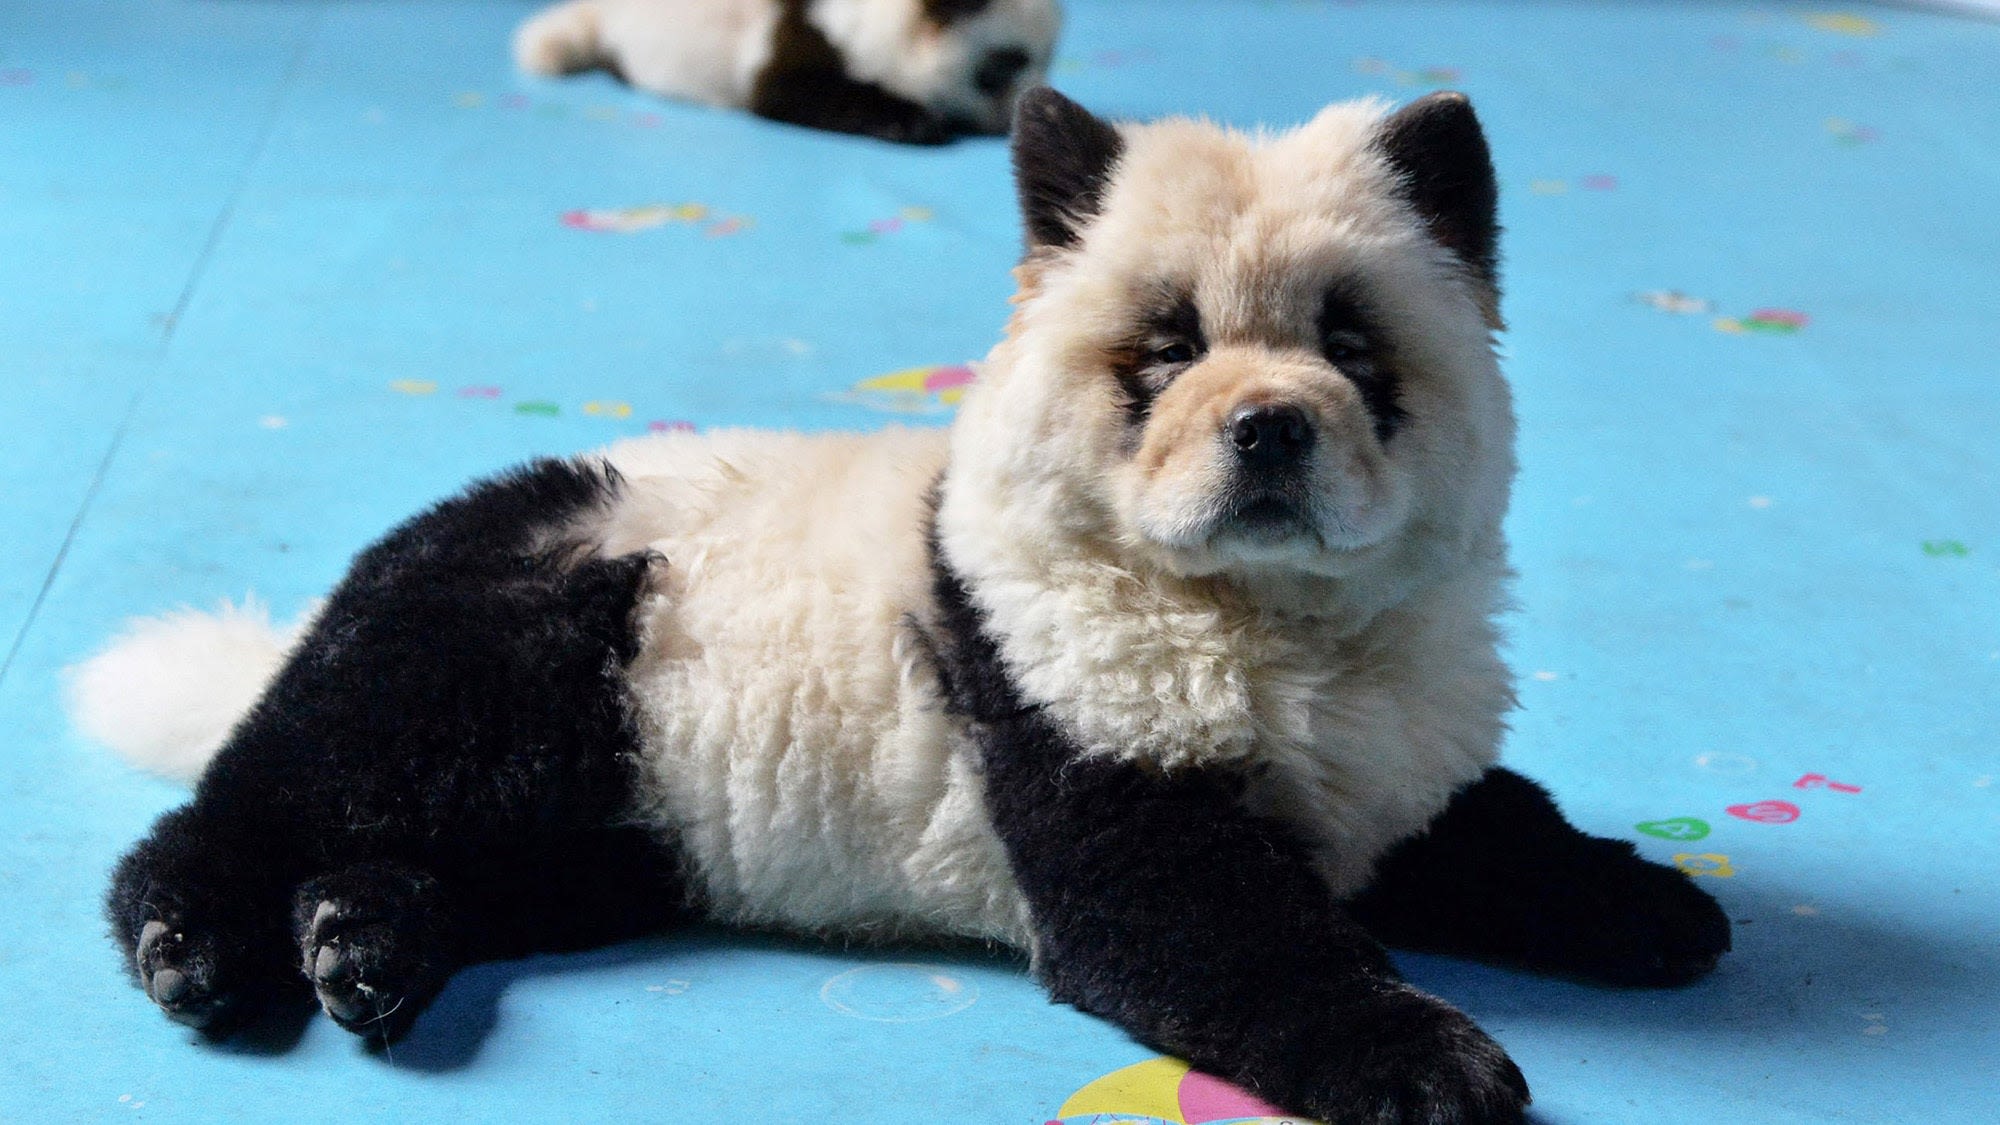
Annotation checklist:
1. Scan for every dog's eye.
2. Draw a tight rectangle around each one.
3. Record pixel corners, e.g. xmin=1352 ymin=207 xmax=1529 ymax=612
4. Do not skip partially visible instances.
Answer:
xmin=1323 ymin=331 xmax=1371 ymax=365
xmin=1151 ymin=341 xmax=1198 ymax=366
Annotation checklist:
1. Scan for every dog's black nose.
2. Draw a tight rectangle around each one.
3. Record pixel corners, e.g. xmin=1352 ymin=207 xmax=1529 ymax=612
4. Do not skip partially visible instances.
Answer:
xmin=974 ymin=48 xmax=1032 ymax=98
xmin=1229 ymin=404 xmax=1314 ymax=469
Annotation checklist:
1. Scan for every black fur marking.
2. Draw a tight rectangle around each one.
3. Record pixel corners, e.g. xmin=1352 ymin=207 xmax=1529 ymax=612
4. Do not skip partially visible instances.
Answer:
xmin=750 ymin=0 xmax=958 ymax=145
xmin=1318 ymin=286 xmax=1406 ymax=443
xmin=107 ymin=459 xmax=690 ymax=1041
xmin=1110 ymin=293 xmax=1205 ymax=429
xmin=921 ymin=518 xmax=1530 ymax=1124
xmin=1375 ymin=92 xmax=1502 ymax=295
xmin=1351 ymin=768 xmax=1732 ymax=987
xmin=1011 ymin=87 xmax=1125 ymax=249
xmin=924 ymin=0 xmax=993 ymax=26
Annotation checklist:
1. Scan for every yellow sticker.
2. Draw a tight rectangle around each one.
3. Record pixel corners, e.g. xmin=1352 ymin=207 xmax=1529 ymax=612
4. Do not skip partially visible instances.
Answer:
xmin=1673 ymin=853 xmax=1735 ymax=878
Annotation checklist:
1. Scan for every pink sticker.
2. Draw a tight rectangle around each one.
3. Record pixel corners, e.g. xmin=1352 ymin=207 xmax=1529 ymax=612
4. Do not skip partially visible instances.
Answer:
xmin=921 ymin=364 xmax=977 ymax=392
xmin=1795 ymin=773 xmax=1862 ymax=793
xmin=457 ymin=385 xmax=502 ymax=398
xmin=1727 ymin=800 xmax=1801 ymax=824
xmin=1580 ymin=174 xmax=1619 ymax=191
xmin=868 ymin=217 xmax=904 ymax=235
xmin=648 ymin=420 xmax=698 ymax=434
xmin=633 ymin=112 xmax=662 ymax=128
xmin=500 ymin=93 xmax=530 ymax=109
xmin=1178 ymin=1069 xmax=1291 ymax=1123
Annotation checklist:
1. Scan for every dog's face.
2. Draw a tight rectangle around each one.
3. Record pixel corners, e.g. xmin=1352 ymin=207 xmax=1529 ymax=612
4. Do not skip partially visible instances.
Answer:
xmin=951 ymin=89 xmax=1514 ymax=598
xmin=823 ymin=0 xmax=1061 ymax=134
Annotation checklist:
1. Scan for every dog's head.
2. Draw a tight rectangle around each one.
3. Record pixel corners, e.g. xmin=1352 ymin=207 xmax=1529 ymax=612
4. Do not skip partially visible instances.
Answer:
xmin=944 ymin=89 xmax=1515 ymax=614
xmin=829 ymin=0 xmax=1062 ymax=135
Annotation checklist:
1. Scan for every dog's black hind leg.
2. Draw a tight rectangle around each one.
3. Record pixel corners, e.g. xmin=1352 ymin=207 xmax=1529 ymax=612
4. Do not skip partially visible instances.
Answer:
xmin=107 ymin=459 xmax=690 ymax=1041
xmin=109 ymin=805 xmax=304 ymax=1032
xmin=1349 ymin=767 xmax=1732 ymax=986
xmin=292 ymin=863 xmax=461 ymax=1041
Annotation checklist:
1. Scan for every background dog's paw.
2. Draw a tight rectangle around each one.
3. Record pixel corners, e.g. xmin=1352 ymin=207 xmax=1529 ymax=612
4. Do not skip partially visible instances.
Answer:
xmin=1562 ymin=845 xmax=1732 ymax=986
xmin=1302 ymin=986 xmax=1529 ymax=1125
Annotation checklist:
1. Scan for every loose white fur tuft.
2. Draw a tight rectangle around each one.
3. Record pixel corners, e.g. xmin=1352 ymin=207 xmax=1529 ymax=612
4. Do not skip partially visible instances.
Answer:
xmin=66 ymin=599 xmax=311 ymax=782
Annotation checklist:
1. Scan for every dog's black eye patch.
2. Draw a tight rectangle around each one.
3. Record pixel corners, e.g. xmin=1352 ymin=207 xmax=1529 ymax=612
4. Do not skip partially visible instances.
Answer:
xmin=973 ymin=47 xmax=1031 ymax=98
xmin=924 ymin=0 xmax=992 ymax=25
xmin=1112 ymin=295 xmax=1205 ymax=430
xmin=1318 ymin=288 xmax=1404 ymax=443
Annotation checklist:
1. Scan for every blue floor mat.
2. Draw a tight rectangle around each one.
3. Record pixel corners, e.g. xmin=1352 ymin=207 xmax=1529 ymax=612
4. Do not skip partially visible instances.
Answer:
xmin=1 ymin=1 xmax=1995 ymax=1121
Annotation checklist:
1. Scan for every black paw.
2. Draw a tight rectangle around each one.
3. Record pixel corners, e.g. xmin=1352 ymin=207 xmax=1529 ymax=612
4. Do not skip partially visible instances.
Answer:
xmin=132 ymin=918 xmax=240 ymax=1031
xmin=296 ymin=896 xmax=450 ymax=1041
xmin=1302 ymin=986 xmax=1530 ymax=1125
xmin=1559 ymin=845 xmax=1732 ymax=987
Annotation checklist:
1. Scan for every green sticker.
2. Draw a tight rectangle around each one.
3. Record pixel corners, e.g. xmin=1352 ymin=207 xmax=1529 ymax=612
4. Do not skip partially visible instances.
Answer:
xmin=514 ymin=401 xmax=560 ymax=417
xmin=1921 ymin=540 xmax=1969 ymax=558
xmin=1636 ymin=817 xmax=1711 ymax=841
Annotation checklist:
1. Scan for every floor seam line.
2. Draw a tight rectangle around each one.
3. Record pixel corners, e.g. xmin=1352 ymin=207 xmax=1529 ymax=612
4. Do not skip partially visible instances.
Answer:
xmin=0 ymin=14 xmax=322 ymax=692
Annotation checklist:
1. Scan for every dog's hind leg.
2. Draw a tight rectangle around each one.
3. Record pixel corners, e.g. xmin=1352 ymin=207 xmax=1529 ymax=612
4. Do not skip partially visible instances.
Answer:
xmin=108 ymin=806 xmax=305 ymax=1032
xmin=291 ymin=863 xmax=462 ymax=1041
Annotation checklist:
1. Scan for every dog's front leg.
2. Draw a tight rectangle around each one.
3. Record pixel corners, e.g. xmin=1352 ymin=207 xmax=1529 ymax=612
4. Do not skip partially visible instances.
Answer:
xmin=1349 ymin=767 xmax=1732 ymax=986
xmin=976 ymin=708 xmax=1530 ymax=1125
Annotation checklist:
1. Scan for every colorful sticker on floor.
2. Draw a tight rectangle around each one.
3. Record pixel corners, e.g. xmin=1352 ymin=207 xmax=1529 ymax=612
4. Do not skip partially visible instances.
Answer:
xmin=824 ymin=363 xmax=976 ymax=414
xmin=1049 ymin=1056 xmax=1314 ymax=1125
xmin=648 ymin=419 xmax=698 ymax=434
xmin=842 ymin=206 xmax=936 ymax=245
xmin=1794 ymin=773 xmax=1863 ymax=793
xmin=1921 ymin=539 xmax=1969 ymax=558
xmin=1693 ymin=751 xmax=1758 ymax=776
xmin=819 ymin=964 xmax=978 ymax=1023
xmin=514 ymin=400 xmax=560 ymax=416
xmin=1634 ymin=290 xmax=1715 ymax=315
xmin=1673 ymin=853 xmax=1735 ymax=878
xmin=1804 ymin=12 xmax=1880 ymax=37
xmin=389 ymin=379 xmax=438 ymax=395
xmin=1727 ymin=800 xmax=1801 ymax=824
xmin=1825 ymin=117 xmax=1879 ymax=146
xmin=1713 ymin=308 xmax=1808 ymax=335
xmin=1636 ymin=817 xmax=1711 ymax=842
xmin=562 ymin=203 xmax=746 ymax=237
xmin=1531 ymin=175 xmax=1616 ymax=194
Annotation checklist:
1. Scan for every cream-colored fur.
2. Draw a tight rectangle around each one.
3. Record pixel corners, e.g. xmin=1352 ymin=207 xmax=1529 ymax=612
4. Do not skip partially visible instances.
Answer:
xmin=933 ymin=100 xmax=1518 ymax=894
xmin=67 ymin=598 xmax=316 ymax=782
xmin=513 ymin=0 xmax=1059 ymax=132
xmin=515 ymin=0 xmax=779 ymax=108
xmin=72 ymin=97 xmax=1517 ymax=939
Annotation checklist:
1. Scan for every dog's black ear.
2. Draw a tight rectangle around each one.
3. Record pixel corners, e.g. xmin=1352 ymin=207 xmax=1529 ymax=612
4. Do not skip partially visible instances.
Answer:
xmin=1011 ymin=87 xmax=1124 ymax=250
xmin=1375 ymin=92 xmax=1500 ymax=291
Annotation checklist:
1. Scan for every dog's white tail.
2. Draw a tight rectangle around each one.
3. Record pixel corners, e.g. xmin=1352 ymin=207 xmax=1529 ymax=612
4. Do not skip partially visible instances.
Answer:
xmin=66 ymin=599 xmax=312 ymax=783
xmin=514 ymin=0 xmax=610 ymax=76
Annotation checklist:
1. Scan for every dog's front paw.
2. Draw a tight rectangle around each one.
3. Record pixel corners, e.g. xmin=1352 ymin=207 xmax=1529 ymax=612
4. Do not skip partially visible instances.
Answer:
xmin=1558 ymin=843 xmax=1732 ymax=986
xmin=1297 ymin=986 xmax=1529 ymax=1125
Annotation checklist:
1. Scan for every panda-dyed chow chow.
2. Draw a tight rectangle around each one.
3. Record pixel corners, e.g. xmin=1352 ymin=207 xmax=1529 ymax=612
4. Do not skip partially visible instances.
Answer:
xmin=79 ymin=90 xmax=1729 ymax=1123
xmin=514 ymin=0 xmax=1060 ymax=143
